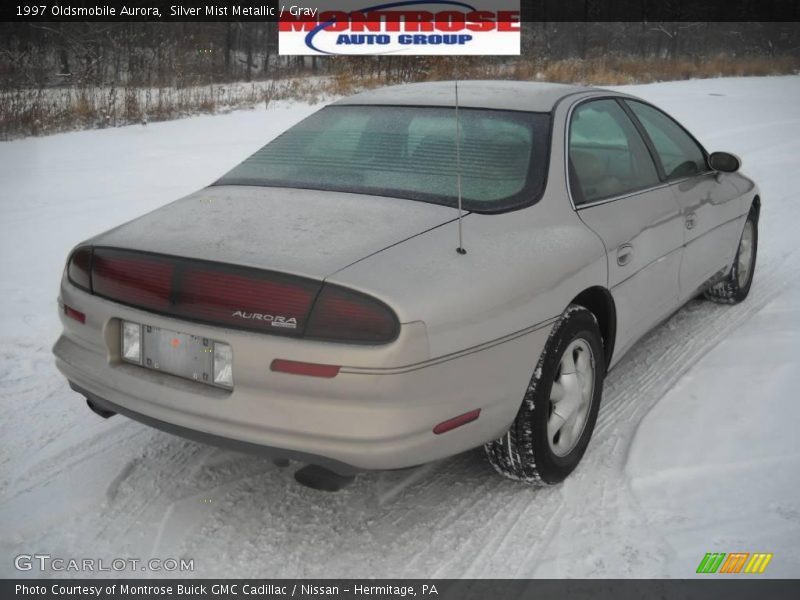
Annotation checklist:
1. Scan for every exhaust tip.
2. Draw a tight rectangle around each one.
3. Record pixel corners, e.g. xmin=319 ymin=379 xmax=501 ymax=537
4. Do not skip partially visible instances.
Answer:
xmin=294 ymin=464 xmax=355 ymax=492
xmin=86 ymin=398 xmax=116 ymax=419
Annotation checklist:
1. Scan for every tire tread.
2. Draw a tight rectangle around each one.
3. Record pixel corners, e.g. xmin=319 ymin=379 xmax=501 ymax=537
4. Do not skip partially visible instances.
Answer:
xmin=485 ymin=305 xmax=602 ymax=485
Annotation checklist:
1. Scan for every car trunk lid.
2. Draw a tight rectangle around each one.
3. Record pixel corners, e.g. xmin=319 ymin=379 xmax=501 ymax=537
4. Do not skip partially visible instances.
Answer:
xmin=90 ymin=185 xmax=457 ymax=280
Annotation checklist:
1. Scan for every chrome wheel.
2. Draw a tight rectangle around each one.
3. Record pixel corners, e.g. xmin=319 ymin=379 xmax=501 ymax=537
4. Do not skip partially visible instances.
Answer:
xmin=547 ymin=338 xmax=595 ymax=457
xmin=737 ymin=220 xmax=755 ymax=288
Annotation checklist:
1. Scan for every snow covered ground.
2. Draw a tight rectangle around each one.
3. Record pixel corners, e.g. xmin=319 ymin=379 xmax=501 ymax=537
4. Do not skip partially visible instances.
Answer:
xmin=1 ymin=76 xmax=799 ymax=579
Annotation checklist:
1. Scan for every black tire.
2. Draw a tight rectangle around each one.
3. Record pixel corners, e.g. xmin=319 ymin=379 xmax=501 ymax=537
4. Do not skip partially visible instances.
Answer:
xmin=704 ymin=207 xmax=758 ymax=304
xmin=485 ymin=305 xmax=605 ymax=484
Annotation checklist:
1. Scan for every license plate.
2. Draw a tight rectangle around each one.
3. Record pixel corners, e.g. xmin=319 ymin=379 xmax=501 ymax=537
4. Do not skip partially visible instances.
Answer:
xmin=142 ymin=325 xmax=215 ymax=386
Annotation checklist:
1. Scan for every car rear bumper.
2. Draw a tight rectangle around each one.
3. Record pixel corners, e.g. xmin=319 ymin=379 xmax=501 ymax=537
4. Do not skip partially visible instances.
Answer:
xmin=69 ymin=380 xmax=363 ymax=475
xmin=54 ymin=279 xmax=553 ymax=471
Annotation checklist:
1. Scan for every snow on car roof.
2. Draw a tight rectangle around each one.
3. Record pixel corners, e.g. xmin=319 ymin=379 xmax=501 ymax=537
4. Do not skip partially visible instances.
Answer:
xmin=333 ymin=80 xmax=595 ymax=112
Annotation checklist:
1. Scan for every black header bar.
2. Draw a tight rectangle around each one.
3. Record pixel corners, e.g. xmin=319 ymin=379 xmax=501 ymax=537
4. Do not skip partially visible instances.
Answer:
xmin=2 ymin=0 xmax=800 ymax=23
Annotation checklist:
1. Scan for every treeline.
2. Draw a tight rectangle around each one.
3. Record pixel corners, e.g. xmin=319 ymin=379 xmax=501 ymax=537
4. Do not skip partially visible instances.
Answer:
xmin=1 ymin=20 xmax=797 ymax=139
xmin=1 ymin=21 xmax=797 ymax=89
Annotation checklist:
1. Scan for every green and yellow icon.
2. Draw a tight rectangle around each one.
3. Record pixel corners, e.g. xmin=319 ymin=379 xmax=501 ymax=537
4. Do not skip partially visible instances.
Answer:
xmin=696 ymin=552 xmax=773 ymax=574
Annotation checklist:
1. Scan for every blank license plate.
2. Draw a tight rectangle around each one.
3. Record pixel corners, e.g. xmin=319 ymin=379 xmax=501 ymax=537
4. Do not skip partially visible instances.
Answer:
xmin=142 ymin=325 xmax=215 ymax=385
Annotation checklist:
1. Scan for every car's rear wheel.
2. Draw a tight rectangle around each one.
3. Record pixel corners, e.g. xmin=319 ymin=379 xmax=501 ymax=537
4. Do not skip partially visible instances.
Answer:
xmin=704 ymin=208 xmax=758 ymax=304
xmin=485 ymin=305 xmax=604 ymax=484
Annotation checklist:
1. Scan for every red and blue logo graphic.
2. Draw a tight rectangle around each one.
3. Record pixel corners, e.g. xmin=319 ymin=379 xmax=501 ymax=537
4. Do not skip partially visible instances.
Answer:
xmin=279 ymin=1 xmax=520 ymax=56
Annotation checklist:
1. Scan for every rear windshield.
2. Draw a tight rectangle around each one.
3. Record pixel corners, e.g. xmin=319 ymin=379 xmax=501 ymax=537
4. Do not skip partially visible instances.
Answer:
xmin=216 ymin=105 xmax=550 ymax=212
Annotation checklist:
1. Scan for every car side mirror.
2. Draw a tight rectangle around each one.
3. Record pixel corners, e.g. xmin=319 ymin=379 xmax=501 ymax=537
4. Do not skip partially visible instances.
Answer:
xmin=709 ymin=151 xmax=741 ymax=173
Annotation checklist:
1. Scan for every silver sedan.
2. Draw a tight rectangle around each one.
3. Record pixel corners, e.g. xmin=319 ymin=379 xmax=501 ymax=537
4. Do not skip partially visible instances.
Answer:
xmin=53 ymin=81 xmax=759 ymax=489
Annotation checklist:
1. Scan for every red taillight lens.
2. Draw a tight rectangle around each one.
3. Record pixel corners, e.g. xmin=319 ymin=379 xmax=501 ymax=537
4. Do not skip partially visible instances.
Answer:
xmin=67 ymin=247 xmax=92 ymax=291
xmin=270 ymin=359 xmax=340 ymax=378
xmin=178 ymin=268 xmax=318 ymax=333
xmin=92 ymin=249 xmax=174 ymax=311
xmin=69 ymin=247 xmax=398 ymax=344
xmin=305 ymin=284 xmax=399 ymax=344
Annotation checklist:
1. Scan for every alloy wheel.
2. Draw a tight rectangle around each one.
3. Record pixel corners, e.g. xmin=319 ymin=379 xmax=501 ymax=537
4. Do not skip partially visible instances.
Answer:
xmin=547 ymin=338 xmax=595 ymax=457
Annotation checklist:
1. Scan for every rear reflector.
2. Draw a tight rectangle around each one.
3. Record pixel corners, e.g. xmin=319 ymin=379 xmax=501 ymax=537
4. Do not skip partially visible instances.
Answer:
xmin=271 ymin=359 xmax=340 ymax=378
xmin=433 ymin=409 xmax=481 ymax=435
xmin=64 ymin=304 xmax=86 ymax=323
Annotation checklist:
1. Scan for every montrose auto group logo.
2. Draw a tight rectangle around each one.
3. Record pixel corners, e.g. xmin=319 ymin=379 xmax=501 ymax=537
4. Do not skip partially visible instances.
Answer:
xmin=279 ymin=1 xmax=520 ymax=55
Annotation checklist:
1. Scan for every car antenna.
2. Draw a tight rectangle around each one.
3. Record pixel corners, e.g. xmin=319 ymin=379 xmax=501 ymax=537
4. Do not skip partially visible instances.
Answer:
xmin=454 ymin=79 xmax=467 ymax=255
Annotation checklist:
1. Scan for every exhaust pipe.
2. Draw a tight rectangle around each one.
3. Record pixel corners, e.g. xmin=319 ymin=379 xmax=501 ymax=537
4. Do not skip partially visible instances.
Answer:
xmin=86 ymin=398 xmax=116 ymax=419
xmin=294 ymin=464 xmax=355 ymax=492
xmin=69 ymin=380 xmax=116 ymax=418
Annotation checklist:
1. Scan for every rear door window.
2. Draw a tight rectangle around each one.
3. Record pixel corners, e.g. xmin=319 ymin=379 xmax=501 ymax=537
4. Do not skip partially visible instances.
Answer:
xmin=569 ymin=99 xmax=660 ymax=205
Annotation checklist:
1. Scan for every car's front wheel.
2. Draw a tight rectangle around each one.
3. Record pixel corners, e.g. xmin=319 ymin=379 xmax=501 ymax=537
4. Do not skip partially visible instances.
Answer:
xmin=485 ymin=305 xmax=604 ymax=484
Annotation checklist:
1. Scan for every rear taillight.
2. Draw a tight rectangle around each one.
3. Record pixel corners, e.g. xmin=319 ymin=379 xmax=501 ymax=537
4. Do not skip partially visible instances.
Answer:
xmin=63 ymin=246 xmax=399 ymax=344
xmin=178 ymin=268 xmax=318 ymax=333
xmin=92 ymin=249 xmax=174 ymax=312
xmin=305 ymin=284 xmax=399 ymax=343
xmin=67 ymin=247 xmax=92 ymax=291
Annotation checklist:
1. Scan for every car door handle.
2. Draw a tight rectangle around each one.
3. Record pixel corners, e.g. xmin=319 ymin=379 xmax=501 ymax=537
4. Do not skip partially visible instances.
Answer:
xmin=685 ymin=212 xmax=697 ymax=230
xmin=616 ymin=244 xmax=634 ymax=266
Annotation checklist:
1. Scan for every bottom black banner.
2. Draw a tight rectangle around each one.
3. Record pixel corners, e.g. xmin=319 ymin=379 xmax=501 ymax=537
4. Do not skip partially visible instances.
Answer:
xmin=3 ymin=580 xmax=800 ymax=600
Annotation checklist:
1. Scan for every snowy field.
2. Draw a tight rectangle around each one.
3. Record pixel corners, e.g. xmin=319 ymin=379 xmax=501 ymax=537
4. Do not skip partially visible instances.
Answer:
xmin=1 ymin=76 xmax=799 ymax=578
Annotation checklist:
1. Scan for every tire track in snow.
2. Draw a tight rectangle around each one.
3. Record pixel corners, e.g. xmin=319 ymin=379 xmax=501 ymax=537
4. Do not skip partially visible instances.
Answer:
xmin=2 ymin=421 xmax=147 ymax=501
xmin=460 ymin=487 xmax=567 ymax=578
xmin=91 ymin=436 xmax=203 ymax=546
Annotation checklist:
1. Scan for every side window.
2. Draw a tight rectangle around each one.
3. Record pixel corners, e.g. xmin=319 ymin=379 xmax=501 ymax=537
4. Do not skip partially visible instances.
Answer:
xmin=625 ymin=100 xmax=707 ymax=181
xmin=569 ymin=99 xmax=660 ymax=205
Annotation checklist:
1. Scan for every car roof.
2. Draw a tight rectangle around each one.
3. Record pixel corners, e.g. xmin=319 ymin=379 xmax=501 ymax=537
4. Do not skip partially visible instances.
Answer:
xmin=332 ymin=80 xmax=599 ymax=112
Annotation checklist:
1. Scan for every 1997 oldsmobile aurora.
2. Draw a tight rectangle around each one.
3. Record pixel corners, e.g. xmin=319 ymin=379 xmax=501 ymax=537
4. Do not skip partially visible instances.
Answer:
xmin=54 ymin=81 xmax=759 ymax=489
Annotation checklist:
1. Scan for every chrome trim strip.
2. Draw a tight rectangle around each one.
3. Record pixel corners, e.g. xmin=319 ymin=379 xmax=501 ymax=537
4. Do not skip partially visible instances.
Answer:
xmin=573 ymin=181 xmax=675 ymax=210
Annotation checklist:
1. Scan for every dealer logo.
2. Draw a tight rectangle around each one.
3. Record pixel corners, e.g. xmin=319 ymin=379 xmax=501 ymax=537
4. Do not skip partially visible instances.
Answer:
xmin=278 ymin=0 xmax=520 ymax=56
